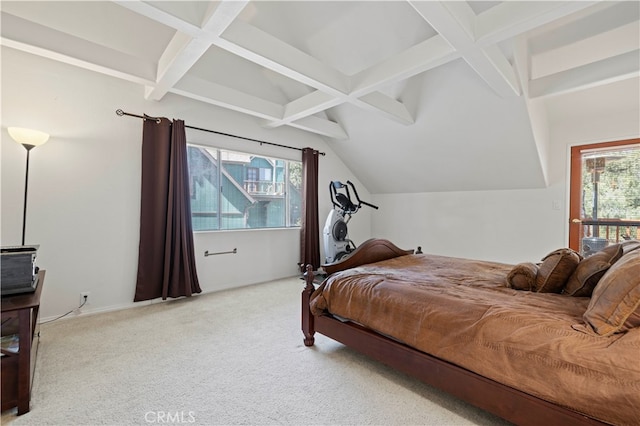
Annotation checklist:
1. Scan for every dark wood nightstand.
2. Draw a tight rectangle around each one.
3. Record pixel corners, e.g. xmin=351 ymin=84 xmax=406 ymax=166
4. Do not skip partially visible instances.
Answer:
xmin=1 ymin=270 xmax=45 ymax=414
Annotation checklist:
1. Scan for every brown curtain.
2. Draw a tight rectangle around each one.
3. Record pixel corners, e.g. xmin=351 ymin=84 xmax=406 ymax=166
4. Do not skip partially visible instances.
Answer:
xmin=299 ymin=148 xmax=320 ymax=272
xmin=134 ymin=117 xmax=201 ymax=301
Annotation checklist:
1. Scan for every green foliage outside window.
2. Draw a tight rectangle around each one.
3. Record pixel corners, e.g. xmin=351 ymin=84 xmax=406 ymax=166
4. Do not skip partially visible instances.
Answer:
xmin=581 ymin=147 xmax=640 ymax=220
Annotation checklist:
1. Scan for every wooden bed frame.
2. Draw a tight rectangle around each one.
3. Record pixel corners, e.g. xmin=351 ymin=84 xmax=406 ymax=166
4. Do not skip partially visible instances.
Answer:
xmin=301 ymin=239 xmax=606 ymax=426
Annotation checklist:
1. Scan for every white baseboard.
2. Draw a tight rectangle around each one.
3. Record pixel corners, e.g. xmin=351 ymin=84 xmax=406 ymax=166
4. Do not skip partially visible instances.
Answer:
xmin=38 ymin=275 xmax=299 ymax=324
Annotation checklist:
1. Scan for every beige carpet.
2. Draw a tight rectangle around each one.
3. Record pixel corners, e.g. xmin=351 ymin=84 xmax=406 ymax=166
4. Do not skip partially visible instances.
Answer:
xmin=2 ymin=277 xmax=510 ymax=426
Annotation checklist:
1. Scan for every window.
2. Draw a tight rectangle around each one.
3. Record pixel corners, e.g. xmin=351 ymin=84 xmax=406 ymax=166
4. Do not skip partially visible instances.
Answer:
xmin=569 ymin=139 xmax=640 ymax=255
xmin=187 ymin=145 xmax=302 ymax=231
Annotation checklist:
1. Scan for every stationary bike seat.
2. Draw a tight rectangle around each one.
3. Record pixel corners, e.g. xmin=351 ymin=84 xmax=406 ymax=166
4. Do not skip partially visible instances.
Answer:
xmin=335 ymin=193 xmax=357 ymax=213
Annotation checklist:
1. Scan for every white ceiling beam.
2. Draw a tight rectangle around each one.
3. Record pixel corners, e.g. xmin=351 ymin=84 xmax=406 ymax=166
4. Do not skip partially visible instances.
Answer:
xmin=219 ymin=20 xmax=417 ymax=126
xmin=265 ymin=91 xmax=343 ymax=128
xmin=409 ymin=1 xmax=475 ymax=48
xmin=218 ymin=20 xmax=349 ymax=97
xmin=200 ymin=1 xmax=249 ymax=34
xmin=466 ymin=47 xmax=520 ymax=97
xmin=173 ymin=75 xmax=347 ymax=139
xmin=471 ymin=44 xmax=521 ymax=97
xmin=513 ymin=34 xmax=549 ymax=185
xmin=1 ymin=12 xmax=155 ymax=85
xmin=172 ymin=75 xmax=283 ymax=120
xmin=146 ymin=1 xmax=248 ymax=101
xmin=528 ymin=2 xmax=640 ymax=54
xmin=409 ymin=1 xmax=520 ymax=97
xmin=529 ymin=49 xmax=640 ymax=98
xmin=353 ymin=92 xmax=414 ymax=125
xmin=513 ymin=36 xmax=531 ymax=98
xmin=350 ymin=35 xmax=455 ymax=95
xmin=111 ymin=0 xmax=202 ymax=37
xmin=287 ymin=116 xmax=348 ymax=140
xmin=175 ymin=75 xmax=283 ymax=120
xmin=146 ymin=33 xmax=212 ymax=101
xmin=442 ymin=0 xmax=476 ymax=39
xmin=475 ymin=1 xmax=599 ymax=46
xmin=268 ymin=88 xmax=414 ymax=128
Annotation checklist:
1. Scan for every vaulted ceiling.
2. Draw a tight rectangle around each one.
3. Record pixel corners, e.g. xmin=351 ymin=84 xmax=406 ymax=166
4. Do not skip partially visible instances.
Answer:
xmin=2 ymin=1 xmax=639 ymax=193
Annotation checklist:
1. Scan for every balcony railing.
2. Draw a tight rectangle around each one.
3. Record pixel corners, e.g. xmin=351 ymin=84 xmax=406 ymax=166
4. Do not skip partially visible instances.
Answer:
xmin=575 ymin=218 xmax=640 ymax=256
xmin=244 ymin=180 xmax=284 ymax=195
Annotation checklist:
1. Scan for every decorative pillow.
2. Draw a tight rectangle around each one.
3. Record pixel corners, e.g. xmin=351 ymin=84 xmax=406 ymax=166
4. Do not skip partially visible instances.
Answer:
xmin=583 ymin=249 xmax=640 ymax=336
xmin=535 ymin=248 xmax=581 ymax=293
xmin=621 ymin=240 xmax=640 ymax=255
xmin=564 ymin=244 xmax=624 ymax=297
xmin=506 ymin=262 xmax=538 ymax=291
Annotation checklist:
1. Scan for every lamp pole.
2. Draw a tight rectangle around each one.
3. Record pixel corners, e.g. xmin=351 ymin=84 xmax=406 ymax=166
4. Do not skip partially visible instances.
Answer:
xmin=21 ymin=144 xmax=36 ymax=245
xmin=8 ymin=127 xmax=50 ymax=246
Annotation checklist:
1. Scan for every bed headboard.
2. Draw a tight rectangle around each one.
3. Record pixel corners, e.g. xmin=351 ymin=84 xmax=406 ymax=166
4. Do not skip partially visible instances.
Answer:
xmin=322 ymin=238 xmax=415 ymax=275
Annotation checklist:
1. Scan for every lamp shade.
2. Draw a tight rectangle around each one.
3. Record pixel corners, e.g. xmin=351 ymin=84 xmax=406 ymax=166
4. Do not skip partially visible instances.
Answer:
xmin=8 ymin=127 xmax=50 ymax=147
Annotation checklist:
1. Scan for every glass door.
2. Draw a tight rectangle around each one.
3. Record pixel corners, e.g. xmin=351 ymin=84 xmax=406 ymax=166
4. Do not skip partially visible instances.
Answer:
xmin=569 ymin=139 xmax=640 ymax=256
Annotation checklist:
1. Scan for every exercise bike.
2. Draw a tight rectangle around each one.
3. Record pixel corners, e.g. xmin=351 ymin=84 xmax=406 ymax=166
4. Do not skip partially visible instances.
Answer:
xmin=323 ymin=181 xmax=378 ymax=264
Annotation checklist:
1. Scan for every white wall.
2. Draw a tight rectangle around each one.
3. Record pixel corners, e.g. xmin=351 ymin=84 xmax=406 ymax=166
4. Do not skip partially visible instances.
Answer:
xmin=372 ymin=109 xmax=640 ymax=264
xmin=1 ymin=48 xmax=370 ymax=319
xmin=371 ymin=188 xmax=565 ymax=264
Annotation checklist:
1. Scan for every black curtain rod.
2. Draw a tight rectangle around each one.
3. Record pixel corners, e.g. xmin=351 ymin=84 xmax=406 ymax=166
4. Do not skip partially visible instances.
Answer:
xmin=116 ymin=109 xmax=325 ymax=156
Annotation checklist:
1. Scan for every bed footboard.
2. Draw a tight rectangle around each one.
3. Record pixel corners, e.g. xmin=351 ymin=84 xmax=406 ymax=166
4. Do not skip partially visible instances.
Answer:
xmin=308 ymin=313 xmax=605 ymax=426
xmin=302 ymin=238 xmax=415 ymax=347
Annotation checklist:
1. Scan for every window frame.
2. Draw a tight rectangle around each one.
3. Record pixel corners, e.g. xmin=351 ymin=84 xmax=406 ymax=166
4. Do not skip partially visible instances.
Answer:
xmin=569 ymin=138 xmax=640 ymax=252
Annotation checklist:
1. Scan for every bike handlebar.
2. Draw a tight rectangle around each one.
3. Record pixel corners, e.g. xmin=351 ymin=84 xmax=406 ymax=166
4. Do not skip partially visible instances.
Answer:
xmin=359 ymin=200 xmax=379 ymax=210
xmin=329 ymin=180 xmax=378 ymax=212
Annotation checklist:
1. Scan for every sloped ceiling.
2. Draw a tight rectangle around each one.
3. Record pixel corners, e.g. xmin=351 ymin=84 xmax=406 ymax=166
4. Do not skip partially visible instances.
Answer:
xmin=2 ymin=1 xmax=639 ymax=193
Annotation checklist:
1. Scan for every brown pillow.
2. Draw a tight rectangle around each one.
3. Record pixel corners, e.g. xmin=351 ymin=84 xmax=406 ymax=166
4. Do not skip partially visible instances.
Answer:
xmin=621 ymin=240 xmax=640 ymax=255
xmin=506 ymin=262 xmax=538 ymax=291
xmin=535 ymin=248 xmax=581 ymax=293
xmin=583 ymin=249 xmax=640 ymax=336
xmin=564 ymin=244 xmax=624 ymax=297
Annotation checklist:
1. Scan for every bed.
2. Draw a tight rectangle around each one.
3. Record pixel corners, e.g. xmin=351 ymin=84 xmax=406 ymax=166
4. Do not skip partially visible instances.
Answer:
xmin=301 ymin=238 xmax=640 ymax=426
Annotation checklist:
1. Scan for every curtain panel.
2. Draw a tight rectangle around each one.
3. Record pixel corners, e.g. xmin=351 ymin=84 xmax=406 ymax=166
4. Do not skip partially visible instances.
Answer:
xmin=134 ymin=117 xmax=201 ymax=301
xmin=299 ymin=148 xmax=320 ymax=272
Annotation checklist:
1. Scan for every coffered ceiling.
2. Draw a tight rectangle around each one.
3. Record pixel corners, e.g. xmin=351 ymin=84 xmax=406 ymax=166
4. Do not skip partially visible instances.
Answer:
xmin=2 ymin=1 xmax=639 ymax=193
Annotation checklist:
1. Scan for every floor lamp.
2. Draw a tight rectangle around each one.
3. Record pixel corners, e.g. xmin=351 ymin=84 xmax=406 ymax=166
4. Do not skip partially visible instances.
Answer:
xmin=8 ymin=127 xmax=50 ymax=246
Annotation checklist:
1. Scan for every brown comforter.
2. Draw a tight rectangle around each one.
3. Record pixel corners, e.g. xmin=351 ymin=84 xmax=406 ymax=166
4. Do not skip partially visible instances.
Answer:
xmin=310 ymin=254 xmax=640 ymax=426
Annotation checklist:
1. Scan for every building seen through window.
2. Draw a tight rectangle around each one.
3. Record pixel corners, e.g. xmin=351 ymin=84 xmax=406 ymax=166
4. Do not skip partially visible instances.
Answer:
xmin=187 ymin=145 xmax=302 ymax=231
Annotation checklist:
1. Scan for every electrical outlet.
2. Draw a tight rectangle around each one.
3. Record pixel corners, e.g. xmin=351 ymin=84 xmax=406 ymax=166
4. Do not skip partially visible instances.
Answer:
xmin=79 ymin=292 xmax=90 ymax=307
